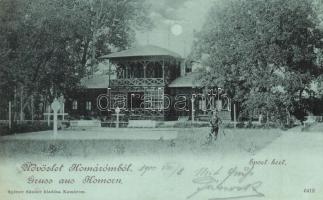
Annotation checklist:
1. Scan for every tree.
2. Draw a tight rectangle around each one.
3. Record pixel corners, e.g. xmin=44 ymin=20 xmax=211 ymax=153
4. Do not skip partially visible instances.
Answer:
xmin=0 ymin=0 xmax=152 ymax=120
xmin=191 ymin=0 xmax=323 ymax=123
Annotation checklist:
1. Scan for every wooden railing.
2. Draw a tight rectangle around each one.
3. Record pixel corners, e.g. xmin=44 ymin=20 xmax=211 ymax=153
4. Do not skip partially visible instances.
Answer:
xmin=110 ymin=78 xmax=164 ymax=87
xmin=128 ymin=108 xmax=164 ymax=120
xmin=305 ymin=115 xmax=323 ymax=122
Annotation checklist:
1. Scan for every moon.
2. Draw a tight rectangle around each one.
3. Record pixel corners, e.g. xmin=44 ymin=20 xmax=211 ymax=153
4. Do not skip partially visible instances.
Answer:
xmin=171 ymin=24 xmax=183 ymax=36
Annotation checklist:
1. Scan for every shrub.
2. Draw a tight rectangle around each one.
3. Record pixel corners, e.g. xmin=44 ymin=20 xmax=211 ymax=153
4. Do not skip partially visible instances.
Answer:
xmin=236 ymin=122 xmax=245 ymax=128
xmin=0 ymin=125 xmax=10 ymax=136
xmin=173 ymin=122 xmax=209 ymax=128
xmin=0 ymin=121 xmax=51 ymax=136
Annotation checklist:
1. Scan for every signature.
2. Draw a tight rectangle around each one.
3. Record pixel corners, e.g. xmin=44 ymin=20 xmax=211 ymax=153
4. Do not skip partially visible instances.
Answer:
xmin=187 ymin=164 xmax=264 ymax=200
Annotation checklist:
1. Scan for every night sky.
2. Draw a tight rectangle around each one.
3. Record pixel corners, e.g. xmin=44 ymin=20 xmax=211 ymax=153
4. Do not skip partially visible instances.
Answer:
xmin=136 ymin=0 xmax=216 ymax=57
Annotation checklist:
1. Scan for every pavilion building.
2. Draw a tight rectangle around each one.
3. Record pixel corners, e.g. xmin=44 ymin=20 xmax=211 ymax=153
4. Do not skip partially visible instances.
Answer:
xmin=66 ymin=45 xmax=232 ymax=122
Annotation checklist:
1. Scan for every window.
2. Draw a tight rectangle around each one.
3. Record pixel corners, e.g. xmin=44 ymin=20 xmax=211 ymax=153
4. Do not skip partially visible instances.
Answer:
xmin=145 ymin=88 xmax=163 ymax=110
xmin=72 ymin=100 xmax=78 ymax=110
xmin=128 ymin=92 xmax=144 ymax=109
xmin=199 ymin=99 xmax=206 ymax=111
xmin=86 ymin=101 xmax=92 ymax=111
xmin=112 ymin=94 xmax=127 ymax=109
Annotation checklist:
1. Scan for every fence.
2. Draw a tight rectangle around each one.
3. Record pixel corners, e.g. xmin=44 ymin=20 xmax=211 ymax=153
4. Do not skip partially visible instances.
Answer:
xmin=0 ymin=100 xmax=50 ymax=128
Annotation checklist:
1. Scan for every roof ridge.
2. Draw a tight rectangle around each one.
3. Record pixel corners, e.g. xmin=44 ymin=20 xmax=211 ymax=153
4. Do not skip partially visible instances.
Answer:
xmin=100 ymin=45 xmax=181 ymax=59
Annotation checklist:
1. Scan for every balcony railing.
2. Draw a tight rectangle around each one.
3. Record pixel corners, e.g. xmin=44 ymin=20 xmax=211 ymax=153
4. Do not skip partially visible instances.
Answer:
xmin=110 ymin=78 xmax=164 ymax=87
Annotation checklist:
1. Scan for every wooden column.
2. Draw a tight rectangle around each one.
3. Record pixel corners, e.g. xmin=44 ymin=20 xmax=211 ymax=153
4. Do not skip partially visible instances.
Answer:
xmin=125 ymin=64 xmax=129 ymax=79
xmin=108 ymin=60 xmax=111 ymax=87
xmin=162 ymin=60 xmax=165 ymax=83
xmin=143 ymin=63 xmax=147 ymax=78
xmin=191 ymin=94 xmax=195 ymax=123
xmin=152 ymin=61 xmax=155 ymax=78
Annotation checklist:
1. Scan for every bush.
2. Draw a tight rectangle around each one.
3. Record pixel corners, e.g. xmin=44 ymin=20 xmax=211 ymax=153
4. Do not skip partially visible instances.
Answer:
xmin=222 ymin=123 xmax=235 ymax=128
xmin=173 ymin=122 xmax=209 ymax=128
xmin=0 ymin=121 xmax=51 ymax=136
xmin=225 ymin=121 xmax=285 ymax=129
xmin=0 ymin=125 xmax=10 ymax=136
xmin=236 ymin=122 xmax=245 ymax=128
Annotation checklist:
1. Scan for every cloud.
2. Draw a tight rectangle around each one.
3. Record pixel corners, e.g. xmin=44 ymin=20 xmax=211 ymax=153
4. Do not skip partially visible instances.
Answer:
xmin=163 ymin=0 xmax=191 ymax=9
xmin=148 ymin=0 xmax=190 ymax=21
xmin=137 ymin=0 xmax=215 ymax=56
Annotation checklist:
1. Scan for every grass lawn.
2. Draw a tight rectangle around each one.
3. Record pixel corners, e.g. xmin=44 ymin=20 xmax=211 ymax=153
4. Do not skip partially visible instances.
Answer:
xmin=173 ymin=128 xmax=282 ymax=155
xmin=0 ymin=127 xmax=282 ymax=157
xmin=1 ymin=127 xmax=323 ymax=200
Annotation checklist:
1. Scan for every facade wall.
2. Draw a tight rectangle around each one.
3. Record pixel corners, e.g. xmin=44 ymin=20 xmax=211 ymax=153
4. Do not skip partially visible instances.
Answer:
xmin=65 ymin=88 xmax=110 ymax=120
xmin=66 ymin=87 xmax=233 ymax=121
xmin=166 ymin=87 xmax=233 ymax=121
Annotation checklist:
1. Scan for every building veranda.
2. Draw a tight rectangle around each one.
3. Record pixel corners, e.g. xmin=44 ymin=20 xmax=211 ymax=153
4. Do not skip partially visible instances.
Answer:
xmin=65 ymin=45 xmax=233 ymax=126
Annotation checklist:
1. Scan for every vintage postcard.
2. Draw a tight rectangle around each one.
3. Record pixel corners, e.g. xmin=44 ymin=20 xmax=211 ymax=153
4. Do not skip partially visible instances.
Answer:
xmin=0 ymin=0 xmax=323 ymax=199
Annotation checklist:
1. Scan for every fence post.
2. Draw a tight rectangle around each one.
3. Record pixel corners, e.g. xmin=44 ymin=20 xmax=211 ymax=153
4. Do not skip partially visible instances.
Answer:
xmin=9 ymin=101 xmax=12 ymax=129
xmin=191 ymin=97 xmax=195 ymax=122
xmin=62 ymin=103 xmax=65 ymax=121
xmin=234 ymin=103 xmax=237 ymax=128
xmin=47 ymin=105 xmax=51 ymax=127
xmin=20 ymin=87 xmax=23 ymax=121
xmin=115 ymin=107 xmax=120 ymax=128
xmin=31 ymin=95 xmax=34 ymax=122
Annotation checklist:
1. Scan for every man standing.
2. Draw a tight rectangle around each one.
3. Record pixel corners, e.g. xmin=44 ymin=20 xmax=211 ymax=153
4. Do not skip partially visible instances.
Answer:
xmin=209 ymin=111 xmax=222 ymax=141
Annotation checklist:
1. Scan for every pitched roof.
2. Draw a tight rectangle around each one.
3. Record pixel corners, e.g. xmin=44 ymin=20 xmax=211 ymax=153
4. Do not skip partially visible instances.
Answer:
xmin=100 ymin=45 xmax=182 ymax=59
xmin=168 ymin=72 xmax=203 ymax=88
xmin=80 ymin=75 xmax=110 ymax=89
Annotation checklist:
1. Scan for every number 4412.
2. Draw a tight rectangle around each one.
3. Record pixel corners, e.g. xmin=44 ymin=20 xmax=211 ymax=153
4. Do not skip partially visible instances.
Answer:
xmin=304 ymin=188 xmax=315 ymax=193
